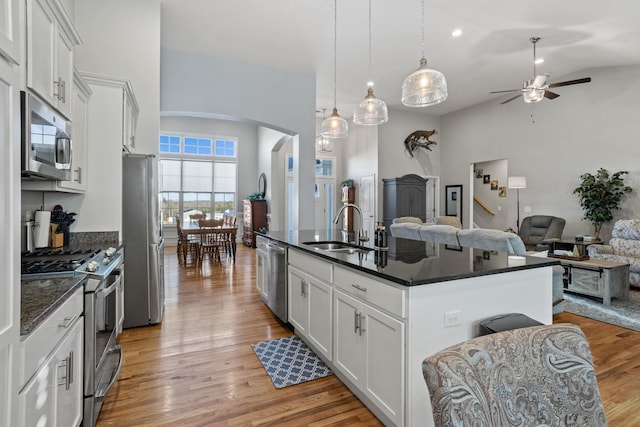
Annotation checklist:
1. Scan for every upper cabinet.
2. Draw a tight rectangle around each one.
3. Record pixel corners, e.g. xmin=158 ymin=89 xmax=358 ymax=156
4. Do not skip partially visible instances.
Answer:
xmin=22 ymin=70 xmax=92 ymax=193
xmin=80 ymin=73 xmax=139 ymax=153
xmin=0 ymin=0 xmax=19 ymax=64
xmin=26 ymin=0 xmax=82 ymax=119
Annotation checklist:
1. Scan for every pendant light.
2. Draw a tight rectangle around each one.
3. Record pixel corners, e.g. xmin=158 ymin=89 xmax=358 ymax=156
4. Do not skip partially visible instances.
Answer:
xmin=401 ymin=0 xmax=448 ymax=107
xmin=353 ymin=0 xmax=388 ymax=125
xmin=320 ymin=0 xmax=348 ymax=138
xmin=316 ymin=108 xmax=334 ymax=152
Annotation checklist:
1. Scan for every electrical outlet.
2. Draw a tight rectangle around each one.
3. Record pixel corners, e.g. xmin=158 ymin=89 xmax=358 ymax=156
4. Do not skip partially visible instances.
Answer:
xmin=444 ymin=310 xmax=462 ymax=327
xmin=524 ymin=206 xmax=532 ymax=213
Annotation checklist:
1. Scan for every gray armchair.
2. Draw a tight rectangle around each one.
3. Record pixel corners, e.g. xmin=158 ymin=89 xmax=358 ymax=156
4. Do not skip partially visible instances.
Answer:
xmin=423 ymin=324 xmax=607 ymax=427
xmin=519 ymin=215 xmax=566 ymax=251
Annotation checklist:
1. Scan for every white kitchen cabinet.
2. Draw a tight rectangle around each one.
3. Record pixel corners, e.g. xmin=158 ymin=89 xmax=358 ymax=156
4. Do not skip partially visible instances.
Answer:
xmin=255 ymin=240 xmax=268 ymax=300
xmin=80 ymin=72 xmax=139 ymax=153
xmin=18 ymin=287 xmax=84 ymax=427
xmin=26 ymin=0 xmax=81 ymax=119
xmin=287 ymin=265 xmax=333 ymax=360
xmin=22 ymin=69 xmax=92 ymax=193
xmin=333 ymin=288 xmax=405 ymax=426
xmin=0 ymin=32 xmax=21 ymax=427
xmin=0 ymin=0 xmax=19 ymax=64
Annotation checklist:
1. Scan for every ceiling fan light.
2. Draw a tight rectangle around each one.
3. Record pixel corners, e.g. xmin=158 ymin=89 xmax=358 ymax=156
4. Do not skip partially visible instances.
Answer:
xmin=320 ymin=108 xmax=349 ymax=138
xmin=401 ymin=58 xmax=448 ymax=107
xmin=523 ymin=88 xmax=544 ymax=103
xmin=354 ymin=87 xmax=389 ymax=125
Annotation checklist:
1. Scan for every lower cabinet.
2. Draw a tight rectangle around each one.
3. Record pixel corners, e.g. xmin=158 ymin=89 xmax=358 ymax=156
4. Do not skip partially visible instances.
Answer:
xmin=19 ymin=315 xmax=83 ymax=427
xmin=288 ymin=265 xmax=333 ymax=360
xmin=334 ymin=289 xmax=405 ymax=426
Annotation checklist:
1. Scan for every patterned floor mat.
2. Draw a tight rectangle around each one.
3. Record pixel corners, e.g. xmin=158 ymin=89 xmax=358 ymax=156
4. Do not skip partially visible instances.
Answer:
xmin=252 ymin=335 xmax=333 ymax=388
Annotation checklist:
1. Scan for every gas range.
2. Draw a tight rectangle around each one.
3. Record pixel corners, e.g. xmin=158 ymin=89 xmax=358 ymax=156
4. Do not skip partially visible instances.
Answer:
xmin=21 ymin=248 xmax=99 ymax=276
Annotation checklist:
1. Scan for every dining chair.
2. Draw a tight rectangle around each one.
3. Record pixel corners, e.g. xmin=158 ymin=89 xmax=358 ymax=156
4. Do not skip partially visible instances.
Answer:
xmin=198 ymin=218 xmax=224 ymax=266
xmin=175 ymin=216 xmax=199 ymax=266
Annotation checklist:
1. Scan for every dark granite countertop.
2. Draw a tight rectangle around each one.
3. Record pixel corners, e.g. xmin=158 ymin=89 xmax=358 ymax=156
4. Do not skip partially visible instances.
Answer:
xmin=21 ymin=273 xmax=87 ymax=337
xmin=258 ymin=229 xmax=559 ymax=287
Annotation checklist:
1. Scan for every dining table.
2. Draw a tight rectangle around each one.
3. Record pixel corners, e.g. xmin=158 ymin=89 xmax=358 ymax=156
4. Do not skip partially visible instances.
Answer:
xmin=181 ymin=222 xmax=238 ymax=264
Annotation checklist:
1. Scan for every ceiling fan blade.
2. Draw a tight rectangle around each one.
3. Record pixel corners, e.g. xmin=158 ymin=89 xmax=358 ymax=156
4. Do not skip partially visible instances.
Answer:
xmin=500 ymin=94 xmax=522 ymax=104
xmin=544 ymin=90 xmax=560 ymax=99
xmin=548 ymin=77 xmax=592 ymax=88
xmin=489 ymin=89 xmax=519 ymax=94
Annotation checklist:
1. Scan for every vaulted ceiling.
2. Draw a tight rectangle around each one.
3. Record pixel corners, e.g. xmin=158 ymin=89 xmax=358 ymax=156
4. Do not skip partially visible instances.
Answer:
xmin=160 ymin=0 xmax=640 ymax=116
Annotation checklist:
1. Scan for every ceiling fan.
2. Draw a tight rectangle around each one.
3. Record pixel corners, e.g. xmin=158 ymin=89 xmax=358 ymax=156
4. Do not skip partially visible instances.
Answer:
xmin=490 ymin=37 xmax=591 ymax=105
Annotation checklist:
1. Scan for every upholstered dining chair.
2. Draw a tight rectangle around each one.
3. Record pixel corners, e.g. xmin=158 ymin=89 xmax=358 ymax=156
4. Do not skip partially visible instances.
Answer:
xmin=423 ymin=324 xmax=607 ymax=427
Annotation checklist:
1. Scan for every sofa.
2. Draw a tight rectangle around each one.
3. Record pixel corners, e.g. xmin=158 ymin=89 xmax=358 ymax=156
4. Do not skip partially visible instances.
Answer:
xmin=588 ymin=219 xmax=640 ymax=288
xmin=390 ymin=218 xmax=564 ymax=304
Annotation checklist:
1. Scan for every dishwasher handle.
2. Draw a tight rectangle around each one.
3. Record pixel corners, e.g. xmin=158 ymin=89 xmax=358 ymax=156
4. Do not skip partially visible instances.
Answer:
xmin=266 ymin=243 xmax=286 ymax=254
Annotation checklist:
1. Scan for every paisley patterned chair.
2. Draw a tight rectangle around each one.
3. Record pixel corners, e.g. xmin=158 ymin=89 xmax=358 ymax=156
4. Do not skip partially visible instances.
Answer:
xmin=423 ymin=324 xmax=607 ymax=427
xmin=588 ymin=218 xmax=640 ymax=288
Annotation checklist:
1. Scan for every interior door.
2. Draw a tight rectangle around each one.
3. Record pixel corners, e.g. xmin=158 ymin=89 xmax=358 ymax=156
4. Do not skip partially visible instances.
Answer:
xmin=360 ymin=174 xmax=375 ymax=243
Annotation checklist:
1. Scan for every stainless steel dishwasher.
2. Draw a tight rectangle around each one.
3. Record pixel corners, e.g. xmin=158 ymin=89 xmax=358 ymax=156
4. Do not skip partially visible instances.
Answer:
xmin=257 ymin=236 xmax=288 ymax=323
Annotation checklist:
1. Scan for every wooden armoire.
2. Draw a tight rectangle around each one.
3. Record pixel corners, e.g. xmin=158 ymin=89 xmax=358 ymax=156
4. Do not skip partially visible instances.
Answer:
xmin=242 ymin=199 xmax=267 ymax=248
xmin=382 ymin=174 xmax=428 ymax=228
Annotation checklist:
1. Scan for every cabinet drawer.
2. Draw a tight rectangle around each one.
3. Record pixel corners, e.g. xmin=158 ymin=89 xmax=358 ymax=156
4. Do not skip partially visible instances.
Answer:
xmin=288 ymin=249 xmax=333 ymax=283
xmin=334 ymin=266 xmax=406 ymax=318
xmin=20 ymin=287 xmax=84 ymax=389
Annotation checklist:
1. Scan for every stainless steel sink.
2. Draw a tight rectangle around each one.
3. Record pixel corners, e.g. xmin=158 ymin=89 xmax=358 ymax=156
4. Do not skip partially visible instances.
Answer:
xmin=302 ymin=241 xmax=373 ymax=253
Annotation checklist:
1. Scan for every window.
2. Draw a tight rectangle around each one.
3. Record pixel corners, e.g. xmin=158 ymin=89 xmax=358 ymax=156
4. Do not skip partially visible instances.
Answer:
xmin=158 ymin=133 xmax=237 ymax=225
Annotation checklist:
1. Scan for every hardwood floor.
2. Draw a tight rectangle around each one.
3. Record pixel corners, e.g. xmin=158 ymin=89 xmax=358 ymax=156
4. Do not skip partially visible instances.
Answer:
xmin=97 ymin=245 xmax=640 ymax=426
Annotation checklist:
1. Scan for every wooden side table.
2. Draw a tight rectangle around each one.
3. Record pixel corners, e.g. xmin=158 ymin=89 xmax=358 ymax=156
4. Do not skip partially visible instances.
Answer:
xmin=552 ymin=239 xmax=602 ymax=257
xmin=560 ymin=258 xmax=629 ymax=305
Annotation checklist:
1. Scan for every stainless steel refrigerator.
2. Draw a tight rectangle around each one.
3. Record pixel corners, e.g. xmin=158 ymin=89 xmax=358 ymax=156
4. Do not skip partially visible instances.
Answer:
xmin=122 ymin=153 xmax=165 ymax=328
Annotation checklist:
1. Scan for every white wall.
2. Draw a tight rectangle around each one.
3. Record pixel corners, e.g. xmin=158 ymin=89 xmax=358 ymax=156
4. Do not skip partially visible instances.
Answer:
xmin=257 ymin=126 xmax=290 ymax=231
xmin=161 ymin=48 xmax=317 ymax=229
xmin=473 ymin=159 xmax=508 ymax=230
xmin=375 ymin=108 xmax=441 ymax=223
xmin=74 ymin=0 xmax=160 ymax=155
xmin=441 ymin=65 xmax=640 ymax=241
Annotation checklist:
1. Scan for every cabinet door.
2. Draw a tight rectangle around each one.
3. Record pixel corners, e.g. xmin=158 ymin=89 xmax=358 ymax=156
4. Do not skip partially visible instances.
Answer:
xmin=287 ymin=267 xmax=308 ymax=333
xmin=256 ymin=250 xmax=268 ymax=299
xmin=333 ymin=290 xmax=362 ymax=384
xmin=27 ymin=0 xmax=56 ymax=104
xmin=362 ymin=304 xmax=405 ymax=426
xmin=19 ymin=362 xmax=56 ymax=427
xmin=55 ymin=317 xmax=83 ymax=427
xmin=54 ymin=28 xmax=73 ymax=118
xmin=57 ymin=75 xmax=88 ymax=191
xmin=307 ymin=277 xmax=332 ymax=361
xmin=0 ymin=0 xmax=19 ymax=64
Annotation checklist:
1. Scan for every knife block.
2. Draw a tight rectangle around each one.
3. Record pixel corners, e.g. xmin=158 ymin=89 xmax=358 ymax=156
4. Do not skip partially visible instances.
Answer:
xmin=50 ymin=224 xmax=64 ymax=248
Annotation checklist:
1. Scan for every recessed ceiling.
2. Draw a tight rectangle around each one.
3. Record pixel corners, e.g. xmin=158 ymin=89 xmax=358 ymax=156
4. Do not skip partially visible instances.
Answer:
xmin=160 ymin=0 xmax=640 ymax=116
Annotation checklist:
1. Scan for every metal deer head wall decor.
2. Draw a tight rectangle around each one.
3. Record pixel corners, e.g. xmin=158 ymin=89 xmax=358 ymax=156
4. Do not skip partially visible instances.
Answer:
xmin=404 ymin=129 xmax=438 ymax=157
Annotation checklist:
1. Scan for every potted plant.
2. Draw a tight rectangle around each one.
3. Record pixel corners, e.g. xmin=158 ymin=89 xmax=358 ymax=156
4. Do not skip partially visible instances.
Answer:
xmin=573 ymin=168 xmax=632 ymax=239
xmin=341 ymin=179 xmax=355 ymax=188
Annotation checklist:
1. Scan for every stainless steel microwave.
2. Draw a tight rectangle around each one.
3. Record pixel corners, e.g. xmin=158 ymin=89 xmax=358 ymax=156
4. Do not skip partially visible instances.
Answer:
xmin=21 ymin=91 xmax=72 ymax=181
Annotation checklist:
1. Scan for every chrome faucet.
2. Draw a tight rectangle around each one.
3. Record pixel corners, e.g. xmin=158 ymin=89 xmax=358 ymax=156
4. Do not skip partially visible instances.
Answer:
xmin=333 ymin=203 xmax=368 ymax=245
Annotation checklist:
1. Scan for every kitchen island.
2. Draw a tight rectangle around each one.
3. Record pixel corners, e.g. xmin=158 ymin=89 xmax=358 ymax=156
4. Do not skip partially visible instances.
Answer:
xmin=258 ymin=229 xmax=559 ymax=427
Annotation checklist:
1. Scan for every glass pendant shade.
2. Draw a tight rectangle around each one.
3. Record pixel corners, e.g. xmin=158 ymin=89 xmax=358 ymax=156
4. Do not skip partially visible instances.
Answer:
xmin=316 ymin=135 xmax=334 ymax=152
xmin=523 ymin=88 xmax=544 ymax=103
xmin=353 ymin=88 xmax=388 ymax=125
xmin=320 ymin=108 xmax=349 ymax=138
xmin=401 ymin=58 xmax=448 ymax=107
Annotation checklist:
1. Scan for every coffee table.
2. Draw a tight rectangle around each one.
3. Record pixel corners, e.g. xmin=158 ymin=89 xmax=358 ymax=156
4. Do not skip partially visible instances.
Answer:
xmin=559 ymin=258 xmax=629 ymax=305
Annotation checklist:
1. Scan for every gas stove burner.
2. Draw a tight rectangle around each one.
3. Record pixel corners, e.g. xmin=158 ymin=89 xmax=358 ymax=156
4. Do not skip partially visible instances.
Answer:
xmin=22 ymin=248 xmax=97 ymax=258
xmin=21 ymin=259 xmax=85 ymax=275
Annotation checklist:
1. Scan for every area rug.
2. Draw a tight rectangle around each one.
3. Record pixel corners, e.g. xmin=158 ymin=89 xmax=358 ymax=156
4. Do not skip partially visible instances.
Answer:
xmin=252 ymin=335 xmax=333 ymax=388
xmin=561 ymin=290 xmax=640 ymax=331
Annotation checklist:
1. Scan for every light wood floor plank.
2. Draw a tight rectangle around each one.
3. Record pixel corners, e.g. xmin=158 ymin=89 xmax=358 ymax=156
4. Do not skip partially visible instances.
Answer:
xmin=96 ymin=245 xmax=640 ymax=426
